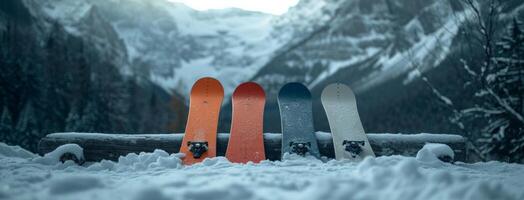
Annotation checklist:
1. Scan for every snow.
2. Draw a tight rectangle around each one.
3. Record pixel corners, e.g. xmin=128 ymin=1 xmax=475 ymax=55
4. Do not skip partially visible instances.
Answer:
xmin=416 ymin=143 xmax=455 ymax=163
xmin=366 ymin=133 xmax=464 ymax=143
xmin=1 ymin=142 xmax=524 ymax=200
xmin=36 ymin=0 xmax=93 ymax=36
xmin=354 ymin=4 xmax=470 ymax=92
xmin=48 ymin=176 xmax=103 ymax=195
xmin=29 ymin=0 xmax=286 ymax=101
xmin=46 ymin=132 xmax=465 ymax=145
xmin=47 ymin=132 xmax=185 ymax=140
xmin=39 ymin=0 xmax=91 ymax=24
xmin=33 ymin=144 xmax=84 ymax=165
xmin=0 ymin=143 xmax=36 ymax=159
xmin=87 ymin=149 xmax=184 ymax=171
xmin=114 ymin=0 xmax=284 ymax=99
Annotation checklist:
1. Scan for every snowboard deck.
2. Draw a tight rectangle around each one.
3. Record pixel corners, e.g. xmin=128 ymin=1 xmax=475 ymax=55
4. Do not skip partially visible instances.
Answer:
xmin=321 ymin=83 xmax=375 ymax=161
xmin=226 ymin=82 xmax=266 ymax=163
xmin=278 ymin=83 xmax=320 ymax=159
xmin=179 ymin=77 xmax=224 ymax=164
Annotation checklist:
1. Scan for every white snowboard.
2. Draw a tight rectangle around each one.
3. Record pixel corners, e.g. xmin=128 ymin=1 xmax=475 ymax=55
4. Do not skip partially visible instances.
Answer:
xmin=321 ymin=83 xmax=375 ymax=161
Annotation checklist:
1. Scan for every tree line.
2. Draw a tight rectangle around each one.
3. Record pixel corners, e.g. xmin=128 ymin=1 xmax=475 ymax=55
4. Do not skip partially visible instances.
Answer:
xmin=0 ymin=15 xmax=186 ymax=152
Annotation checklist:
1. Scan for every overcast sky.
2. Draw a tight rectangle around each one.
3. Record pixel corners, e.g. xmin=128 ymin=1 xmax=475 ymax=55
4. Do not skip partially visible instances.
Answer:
xmin=168 ymin=0 xmax=299 ymax=15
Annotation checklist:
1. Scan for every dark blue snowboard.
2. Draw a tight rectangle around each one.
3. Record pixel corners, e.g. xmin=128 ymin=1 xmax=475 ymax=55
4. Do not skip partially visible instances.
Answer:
xmin=277 ymin=82 xmax=320 ymax=159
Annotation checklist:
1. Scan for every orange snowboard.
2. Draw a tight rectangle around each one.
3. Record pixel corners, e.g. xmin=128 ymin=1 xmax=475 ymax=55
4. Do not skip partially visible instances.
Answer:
xmin=179 ymin=77 xmax=224 ymax=164
xmin=226 ymin=82 xmax=266 ymax=163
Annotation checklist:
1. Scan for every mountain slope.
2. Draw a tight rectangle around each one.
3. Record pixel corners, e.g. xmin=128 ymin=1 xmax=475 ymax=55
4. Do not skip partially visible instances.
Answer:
xmin=4 ymin=0 xmax=523 ymax=135
xmin=0 ymin=0 xmax=188 ymax=151
xmin=49 ymin=0 xmax=285 ymax=99
xmin=242 ymin=0 xmax=524 ymax=133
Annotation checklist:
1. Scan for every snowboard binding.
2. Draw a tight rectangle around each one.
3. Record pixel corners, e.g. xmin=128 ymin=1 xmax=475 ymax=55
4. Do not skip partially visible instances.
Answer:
xmin=187 ymin=141 xmax=209 ymax=158
xmin=289 ymin=142 xmax=311 ymax=156
xmin=343 ymin=140 xmax=365 ymax=158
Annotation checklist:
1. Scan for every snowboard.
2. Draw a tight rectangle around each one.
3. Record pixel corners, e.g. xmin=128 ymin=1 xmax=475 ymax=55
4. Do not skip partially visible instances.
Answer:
xmin=226 ymin=82 xmax=266 ymax=163
xmin=321 ymin=83 xmax=375 ymax=161
xmin=179 ymin=77 xmax=224 ymax=164
xmin=277 ymin=82 xmax=320 ymax=159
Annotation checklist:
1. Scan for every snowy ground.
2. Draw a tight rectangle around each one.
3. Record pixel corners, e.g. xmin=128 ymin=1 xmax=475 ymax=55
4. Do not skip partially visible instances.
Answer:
xmin=1 ymin=143 xmax=524 ymax=200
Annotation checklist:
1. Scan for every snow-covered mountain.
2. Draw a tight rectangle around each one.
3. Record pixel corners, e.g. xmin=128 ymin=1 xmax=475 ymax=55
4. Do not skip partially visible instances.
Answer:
xmin=7 ymin=0 xmax=524 ymax=133
xmin=0 ymin=0 xmax=191 ymax=149
xmin=22 ymin=0 xmax=507 ymax=100
xmin=254 ymin=0 xmax=467 ymax=95
xmin=92 ymin=0 xmax=283 ymax=98
xmin=29 ymin=0 xmax=285 ymax=100
xmin=26 ymin=0 xmax=130 ymax=73
xmin=244 ymin=0 xmax=469 ymax=131
xmin=247 ymin=0 xmax=524 ymax=132
xmin=25 ymin=0 xmax=376 ymax=102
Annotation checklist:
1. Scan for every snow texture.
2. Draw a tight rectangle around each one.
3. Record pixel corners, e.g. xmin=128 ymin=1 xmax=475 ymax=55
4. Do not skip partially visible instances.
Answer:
xmin=0 ymin=143 xmax=36 ymax=159
xmin=47 ymin=132 xmax=465 ymax=144
xmin=416 ymin=143 xmax=455 ymax=163
xmin=33 ymin=144 xmax=84 ymax=165
xmin=1 ymin=142 xmax=524 ymax=200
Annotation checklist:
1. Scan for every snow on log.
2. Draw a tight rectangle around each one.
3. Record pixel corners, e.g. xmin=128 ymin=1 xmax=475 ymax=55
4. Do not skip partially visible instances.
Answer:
xmin=416 ymin=143 xmax=455 ymax=163
xmin=34 ymin=144 xmax=85 ymax=165
xmin=38 ymin=132 xmax=467 ymax=162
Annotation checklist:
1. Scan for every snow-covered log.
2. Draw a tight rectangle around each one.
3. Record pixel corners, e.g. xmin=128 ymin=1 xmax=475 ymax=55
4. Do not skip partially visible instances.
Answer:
xmin=38 ymin=132 xmax=467 ymax=162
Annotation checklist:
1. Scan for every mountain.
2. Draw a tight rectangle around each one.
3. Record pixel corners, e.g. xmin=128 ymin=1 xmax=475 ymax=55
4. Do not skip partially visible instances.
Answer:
xmin=2 ymin=0 xmax=523 ymax=144
xmin=245 ymin=0 xmax=467 ymax=132
xmin=245 ymin=0 xmax=524 ymax=133
xmin=27 ymin=0 xmax=131 ymax=70
xmin=0 ymin=0 xmax=188 ymax=151
xmin=31 ymin=0 xmax=285 ymax=100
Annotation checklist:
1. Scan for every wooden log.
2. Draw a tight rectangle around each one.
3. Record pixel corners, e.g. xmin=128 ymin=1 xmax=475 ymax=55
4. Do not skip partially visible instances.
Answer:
xmin=38 ymin=132 xmax=467 ymax=162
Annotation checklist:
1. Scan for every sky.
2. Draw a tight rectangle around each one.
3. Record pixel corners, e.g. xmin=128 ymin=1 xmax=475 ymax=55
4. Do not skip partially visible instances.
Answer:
xmin=168 ymin=0 xmax=300 ymax=15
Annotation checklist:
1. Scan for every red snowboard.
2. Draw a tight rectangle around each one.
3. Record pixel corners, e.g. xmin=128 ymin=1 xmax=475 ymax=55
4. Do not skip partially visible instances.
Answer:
xmin=226 ymin=82 xmax=266 ymax=163
xmin=179 ymin=77 xmax=224 ymax=165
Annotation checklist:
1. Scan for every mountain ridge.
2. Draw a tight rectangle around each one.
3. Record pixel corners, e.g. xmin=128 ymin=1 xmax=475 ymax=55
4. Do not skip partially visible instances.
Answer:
xmin=3 ymin=0 xmax=524 ymax=136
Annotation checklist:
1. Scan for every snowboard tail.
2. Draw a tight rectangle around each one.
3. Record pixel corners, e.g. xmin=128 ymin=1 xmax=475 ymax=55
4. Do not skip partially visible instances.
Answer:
xmin=226 ymin=82 xmax=266 ymax=163
xmin=179 ymin=77 xmax=224 ymax=164
xmin=278 ymin=82 xmax=320 ymax=159
xmin=321 ymin=83 xmax=375 ymax=161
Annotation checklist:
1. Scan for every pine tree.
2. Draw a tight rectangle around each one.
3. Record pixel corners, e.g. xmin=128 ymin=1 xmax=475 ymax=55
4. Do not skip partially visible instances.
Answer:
xmin=90 ymin=61 xmax=129 ymax=132
xmin=64 ymin=41 xmax=91 ymax=132
xmin=125 ymin=79 xmax=142 ymax=132
xmin=41 ymin=21 xmax=71 ymax=133
xmin=139 ymin=94 xmax=156 ymax=132
xmin=77 ymin=101 xmax=100 ymax=132
xmin=168 ymin=91 xmax=188 ymax=133
xmin=64 ymin=106 xmax=82 ymax=132
xmin=15 ymin=101 xmax=40 ymax=150
xmin=482 ymin=18 xmax=524 ymax=162
xmin=0 ymin=106 xmax=14 ymax=144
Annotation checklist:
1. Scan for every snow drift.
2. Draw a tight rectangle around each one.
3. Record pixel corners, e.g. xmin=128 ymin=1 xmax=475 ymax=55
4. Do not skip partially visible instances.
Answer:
xmin=1 ymin=142 xmax=523 ymax=200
